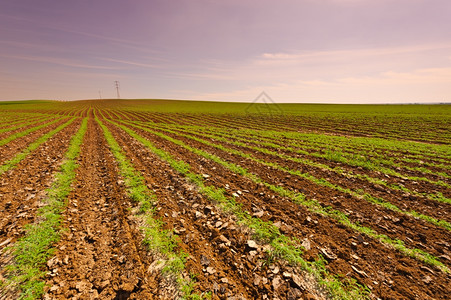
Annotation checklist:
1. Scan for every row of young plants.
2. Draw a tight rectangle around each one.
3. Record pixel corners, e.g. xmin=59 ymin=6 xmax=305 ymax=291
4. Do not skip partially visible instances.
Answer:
xmin=0 ymin=117 xmax=77 ymax=176
xmin=0 ymin=116 xmax=68 ymax=148
xmin=58 ymin=109 xmax=79 ymax=117
xmin=75 ymin=106 xmax=90 ymax=117
xmin=274 ymin=113 xmax=450 ymax=144
xmin=258 ymin=131 xmax=451 ymax=177
xmin=117 ymin=110 xmax=451 ymax=186
xmin=0 ymin=112 xmax=35 ymax=122
xmin=106 ymin=110 xmax=450 ymax=205
xmin=128 ymin=121 xmax=451 ymax=232
xmin=161 ymin=116 xmax=451 ymax=173
xmin=76 ymin=106 xmax=92 ymax=117
xmin=107 ymin=109 xmax=450 ymax=187
xmin=99 ymin=108 xmax=124 ymax=120
xmin=154 ymin=122 xmax=451 ymax=206
xmin=108 ymin=111 xmax=451 ymax=176
xmin=140 ymin=115 xmax=444 ymax=180
xmin=97 ymin=108 xmax=122 ymax=120
xmin=116 ymin=110 xmax=133 ymax=120
xmin=111 ymin=109 xmax=133 ymax=122
xmin=34 ymin=106 xmax=84 ymax=118
xmin=171 ymin=113 xmax=287 ymax=132
xmin=94 ymin=112 xmax=200 ymax=299
xmin=104 ymin=116 xmax=372 ymax=300
xmin=127 ymin=112 xmax=281 ymax=132
xmin=162 ymin=124 xmax=451 ymax=234
xmin=0 ymin=114 xmax=55 ymax=132
xmin=193 ymin=122 xmax=451 ymax=178
xmin=3 ymin=117 xmax=87 ymax=300
xmin=98 ymin=109 xmax=115 ymax=120
xmin=118 ymin=120 xmax=449 ymax=273
xmin=120 ymin=110 xmax=153 ymax=122
xmin=226 ymin=127 xmax=451 ymax=176
xmin=0 ymin=115 xmax=50 ymax=133
xmin=156 ymin=119 xmax=451 ymax=187
xmin=164 ymin=113 xmax=451 ymax=167
xmin=62 ymin=110 xmax=81 ymax=118
xmin=164 ymin=112 xmax=449 ymax=145
xmin=147 ymin=118 xmax=442 ymax=177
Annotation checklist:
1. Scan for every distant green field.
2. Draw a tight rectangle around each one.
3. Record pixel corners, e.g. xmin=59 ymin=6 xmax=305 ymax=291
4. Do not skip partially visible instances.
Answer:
xmin=0 ymin=100 xmax=53 ymax=106
xmin=102 ymin=99 xmax=451 ymax=115
xmin=0 ymin=98 xmax=450 ymax=299
xmin=1 ymin=99 xmax=450 ymax=115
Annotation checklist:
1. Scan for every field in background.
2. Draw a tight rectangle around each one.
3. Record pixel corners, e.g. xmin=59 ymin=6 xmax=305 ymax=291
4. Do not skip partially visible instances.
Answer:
xmin=0 ymin=99 xmax=450 ymax=299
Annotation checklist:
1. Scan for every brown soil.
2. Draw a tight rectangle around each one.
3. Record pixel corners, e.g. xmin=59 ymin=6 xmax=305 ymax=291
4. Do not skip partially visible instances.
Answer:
xmin=115 ymin=120 xmax=451 ymax=299
xmin=0 ymin=119 xmax=81 ymax=299
xmin=44 ymin=117 xmax=157 ymax=299
xmin=0 ymin=116 xmax=44 ymax=137
xmin=141 ymin=124 xmax=451 ymax=258
xmin=171 ymin=113 xmax=451 ymax=161
xmin=103 ymin=117 xmax=327 ymax=299
xmin=0 ymin=118 xmax=70 ymax=165
xmin=0 ymin=119 xmax=81 ymax=247
xmin=158 ymin=115 xmax=451 ymax=184
xmin=1 ymin=103 xmax=450 ymax=300
xmin=162 ymin=125 xmax=451 ymax=203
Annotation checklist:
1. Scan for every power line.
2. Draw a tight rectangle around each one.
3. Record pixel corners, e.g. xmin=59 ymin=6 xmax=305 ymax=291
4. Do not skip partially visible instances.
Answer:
xmin=114 ymin=80 xmax=120 ymax=99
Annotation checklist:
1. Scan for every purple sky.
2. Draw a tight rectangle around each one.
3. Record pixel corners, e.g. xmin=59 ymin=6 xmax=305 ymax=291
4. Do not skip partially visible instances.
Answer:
xmin=1 ymin=0 xmax=450 ymax=103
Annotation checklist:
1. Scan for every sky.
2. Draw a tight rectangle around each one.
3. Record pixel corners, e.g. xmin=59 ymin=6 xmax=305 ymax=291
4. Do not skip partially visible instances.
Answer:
xmin=1 ymin=0 xmax=451 ymax=103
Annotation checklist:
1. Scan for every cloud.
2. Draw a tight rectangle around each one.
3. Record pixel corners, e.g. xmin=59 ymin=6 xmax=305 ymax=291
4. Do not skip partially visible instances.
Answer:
xmin=100 ymin=58 xmax=162 ymax=69
xmin=56 ymin=28 xmax=161 ymax=54
xmin=0 ymin=54 xmax=121 ymax=70
xmin=0 ymin=40 xmax=64 ymax=53
xmin=186 ymin=67 xmax=451 ymax=103
xmin=157 ymin=42 xmax=451 ymax=104
xmin=175 ymin=43 xmax=451 ymax=79
xmin=0 ymin=11 xmax=160 ymax=55
xmin=258 ymin=43 xmax=451 ymax=64
xmin=338 ymin=67 xmax=451 ymax=85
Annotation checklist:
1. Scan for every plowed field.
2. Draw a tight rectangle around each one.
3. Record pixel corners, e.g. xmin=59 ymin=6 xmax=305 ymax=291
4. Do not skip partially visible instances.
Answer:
xmin=1 ymin=100 xmax=450 ymax=300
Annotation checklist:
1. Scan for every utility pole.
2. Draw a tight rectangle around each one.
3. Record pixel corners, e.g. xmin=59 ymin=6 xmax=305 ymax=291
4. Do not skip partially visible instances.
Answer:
xmin=114 ymin=80 xmax=120 ymax=99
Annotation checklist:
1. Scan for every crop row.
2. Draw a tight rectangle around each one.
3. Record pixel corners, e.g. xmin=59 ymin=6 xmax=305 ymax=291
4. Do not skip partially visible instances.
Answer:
xmin=1 ymin=101 xmax=448 ymax=299
xmin=97 ymin=109 xmax=374 ymax=297
xmin=188 ymin=122 xmax=451 ymax=174
xmin=118 ymin=118 xmax=450 ymax=270
xmin=4 ymin=118 xmax=87 ymax=299
xmin=143 ymin=121 xmax=451 ymax=224
xmin=94 ymin=112 xmax=199 ymax=298
xmin=124 ymin=110 xmax=450 ymax=144
xmin=0 ymin=117 xmax=77 ymax=176
xmin=117 ymin=111 xmax=451 ymax=171
xmin=159 ymin=113 xmax=451 ymax=168
xmin=100 ymin=112 xmax=450 ymax=298
xmin=99 ymin=112 xmax=371 ymax=299
xmin=0 ymin=116 xmax=69 ymax=147
xmin=116 ymin=117 xmax=450 ymax=208
xmin=146 ymin=121 xmax=451 ymax=199
xmin=0 ymin=114 xmax=50 ymax=131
